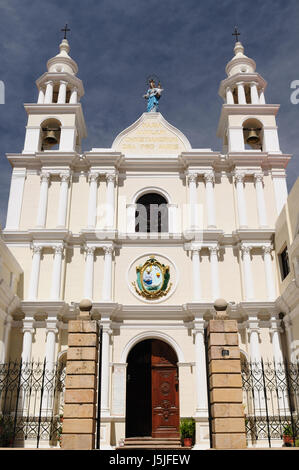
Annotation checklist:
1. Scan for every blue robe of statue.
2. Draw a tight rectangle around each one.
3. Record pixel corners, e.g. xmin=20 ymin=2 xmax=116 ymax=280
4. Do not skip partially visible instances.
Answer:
xmin=145 ymin=87 xmax=161 ymax=112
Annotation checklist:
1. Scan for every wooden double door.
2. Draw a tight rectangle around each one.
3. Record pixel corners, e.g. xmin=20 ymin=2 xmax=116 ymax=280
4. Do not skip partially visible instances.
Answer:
xmin=126 ymin=339 xmax=180 ymax=438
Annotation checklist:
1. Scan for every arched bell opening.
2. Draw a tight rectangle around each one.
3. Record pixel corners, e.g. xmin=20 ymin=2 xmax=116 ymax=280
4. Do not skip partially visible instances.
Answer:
xmin=243 ymin=118 xmax=263 ymax=150
xmin=40 ymin=118 xmax=61 ymax=151
xmin=125 ymin=339 xmax=179 ymax=439
xmin=135 ymin=192 xmax=168 ymax=233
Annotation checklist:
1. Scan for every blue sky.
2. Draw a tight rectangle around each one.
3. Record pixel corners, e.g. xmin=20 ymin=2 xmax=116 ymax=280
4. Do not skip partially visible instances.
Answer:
xmin=0 ymin=0 xmax=298 ymax=226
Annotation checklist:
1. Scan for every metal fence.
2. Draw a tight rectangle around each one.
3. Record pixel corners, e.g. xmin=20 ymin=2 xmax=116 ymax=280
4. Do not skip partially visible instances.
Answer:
xmin=242 ymin=359 xmax=299 ymax=448
xmin=0 ymin=359 xmax=66 ymax=448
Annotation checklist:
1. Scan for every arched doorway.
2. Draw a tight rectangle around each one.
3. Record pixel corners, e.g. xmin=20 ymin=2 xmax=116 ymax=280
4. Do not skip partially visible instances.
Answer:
xmin=125 ymin=339 xmax=180 ymax=438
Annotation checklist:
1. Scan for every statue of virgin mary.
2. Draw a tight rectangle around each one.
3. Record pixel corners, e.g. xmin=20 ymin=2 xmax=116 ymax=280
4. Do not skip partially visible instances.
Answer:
xmin=143 ymin=79 xmax=163 ymax=112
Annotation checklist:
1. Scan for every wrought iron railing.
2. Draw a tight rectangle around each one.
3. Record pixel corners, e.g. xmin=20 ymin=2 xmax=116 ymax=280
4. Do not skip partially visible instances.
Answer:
xmin=241 ymin=359 xmax=299 ymax=447
xmin=0 ymin=359 xmax=65 ymax=448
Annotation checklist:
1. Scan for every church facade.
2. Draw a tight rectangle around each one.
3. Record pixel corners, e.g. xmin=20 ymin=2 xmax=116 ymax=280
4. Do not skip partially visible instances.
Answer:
xmin=0 ymin=36 xmax=297 ymax=449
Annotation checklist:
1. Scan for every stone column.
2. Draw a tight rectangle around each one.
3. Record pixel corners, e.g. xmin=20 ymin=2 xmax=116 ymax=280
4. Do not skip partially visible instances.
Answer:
xmin=283 ymin=317 xmax=294 ymax=361
xmin=100 ymin=319 xmax=112 ymax=415
xmin=28 ymin=245 xmax=42 ymax=300
xmin=42 ymin=318 xmax=59 ymax=412
xmin=61 ymin=300 xmax=98 ymax=450
xmin=105 ymin=172 xmax=116 ymax=229
xmin=269 ymin=318 xmax=289 ymax=412
xmin=234 ymin=172 xmax=247 ymax=228
xmin=236 ymin=82 xmax=246 ymax=104
xmin=87 ymin=173 xmax=99 ymax=229
xmin=269 ymin=318 xmax=284 ymax=363
xmin=37 ymin=87 xmax=45 ymax=104
xmin=247 ymin=318 xmax=261 ymax=362
xmin=226 ymin=87 xmax=234 ymax=104
xmin=50 ymin=244 xmax=64 ymax=300
xmin=193 ymin=320 xmax=209 ymax=417
xmin=250 ymin=82 xmax=259 ymax=104
xmin=57 ymin=80 xmax=67 ymax=104
xmin=0 ymin=315 xmax=13 ymax=363
xmin=36 ymin=172 xmax=50 ymax=228
xmin=240 ymin=245 xmax=254 ymax=301
xmin=84 ymin=246 xmax=96 ymax=300
xmin=209 ymin=246 xmax=220 ymax=301
xmin=69 ymin=86 xmax=78 ymax=104
xmin=204 ymin=171 xmax=216 ymax=229
xmin=187 ymin=172 xmax=199 ymax=230
xmin=191 ymin=248 xmax=202 ymax=301
xmin=57 ymin=172 xmax=70 ymax=228
xmin=262 ymin=245 xmax=276 ymax=301
xmin=102 ymin=245 xmax=113 ymax=301
xmin=254 ymin=173 xmax=268 ymax=228
xmin=271 ymin=170 xmax=288 ymax=216
xmin=259 ymin=89 xmax=266 ymax=104
xmin=208 ymin=300 xmax=246 ymax=449
xmin=44 ymin=81 xmax=54 ymax=104
xmin=21 ymin=317 xmax=35 ymax=363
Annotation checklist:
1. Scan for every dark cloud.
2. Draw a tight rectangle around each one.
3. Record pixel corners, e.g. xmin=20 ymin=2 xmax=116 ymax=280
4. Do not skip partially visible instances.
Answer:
xmin=0 ymin=0 xmax=298 ymax=225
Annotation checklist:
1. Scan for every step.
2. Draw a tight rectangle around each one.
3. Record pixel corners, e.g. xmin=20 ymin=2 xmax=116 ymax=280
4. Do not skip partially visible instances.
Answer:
xmin=117 ymin=437 xmax=183 ymax=450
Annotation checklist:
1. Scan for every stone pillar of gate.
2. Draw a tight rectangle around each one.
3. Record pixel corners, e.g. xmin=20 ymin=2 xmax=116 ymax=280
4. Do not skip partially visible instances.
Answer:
xmin=61 ymin=299 xmax=99 ymax=450
xmin=207 ymin=299 xmax=246 ymax=449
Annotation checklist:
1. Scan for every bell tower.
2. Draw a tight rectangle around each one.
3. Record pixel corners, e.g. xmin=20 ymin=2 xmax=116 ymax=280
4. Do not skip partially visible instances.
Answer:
xmin=217 ymin=36 xmax=280 ymax=154
xmin=22 ymin=32 xmax=87 ymax=154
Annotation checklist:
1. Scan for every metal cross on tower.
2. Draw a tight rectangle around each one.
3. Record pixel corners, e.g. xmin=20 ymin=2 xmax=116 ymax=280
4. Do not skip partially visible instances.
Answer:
xmin=61 ymin=24 xmax=70 ymax=39
xmin=232 ymin=26 xmax=240 ymax=42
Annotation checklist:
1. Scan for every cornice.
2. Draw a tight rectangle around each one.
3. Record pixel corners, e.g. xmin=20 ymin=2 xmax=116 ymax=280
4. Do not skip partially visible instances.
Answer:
xmin=218 ymin=73 xmax=267 ymax=97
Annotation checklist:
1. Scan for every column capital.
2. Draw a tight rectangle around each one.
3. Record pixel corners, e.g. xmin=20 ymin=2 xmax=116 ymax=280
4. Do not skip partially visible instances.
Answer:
xmin=250 ymin=81 xmax=259 ymax=87
xmin=254 ymin=172 xmax=264 ymax=184
xmin=262 ymin=244 xmax=273 ymax=256
xmin=240 ymin=244 xmax=252 ymax=256
xmin=88 ymin=172 xmax=100 ymax=183
xmin=59 ymin=79 xmax=68 ymax=86
xmin=85 ymin=245 xmax=96 ymax=256
xmin=40 ymin=171 xmax=51 ymax=183
xmin=60 ymin=172 xmax=71 ymax=183
xmin=22 ymin=317 xmax=35 ymax=335
xmin=269 ymin=319 xmax=283 ymax=339
xmin=246 ymin=322 xmax=261 ymax=342
xmin=208 ymin=245 xmax=219 ymax=256
xmin=189 ymin=244 xmax=202 ymax=253
xmin=45 ymin=318 xmax=59 ymax=335
xmin=52 ymin=244 xmax=64 ymax=255
xmin=234 ymin=171 xmax=246 ymax=185
xmin=186 ymin=172 xmax=198 ymax=183
xmin=44 ymin=80 xmax=53 ymax=86
xmin=31 ymin=243 xmax=43 ymax=255
xmin=203 ymin=171 xmax=215 ymax=184
xmin=105 ymin=171 xmax=117 ymax=183
xmin=102 ymin=245 xmax=114 ymax=255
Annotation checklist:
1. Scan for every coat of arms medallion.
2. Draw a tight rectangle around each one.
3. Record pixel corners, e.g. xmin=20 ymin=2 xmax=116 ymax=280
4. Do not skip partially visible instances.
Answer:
xmin=132 ymin=256 xmax=172 ymax=300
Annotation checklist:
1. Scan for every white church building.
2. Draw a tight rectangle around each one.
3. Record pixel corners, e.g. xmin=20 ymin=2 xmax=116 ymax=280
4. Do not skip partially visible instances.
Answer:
xmin=0 ymin=35 xmax=297 ymax=449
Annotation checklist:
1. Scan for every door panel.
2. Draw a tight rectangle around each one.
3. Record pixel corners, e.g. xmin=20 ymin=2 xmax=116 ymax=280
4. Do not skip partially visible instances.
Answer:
xmin=151 ymin=340 xmax=180 ymax=438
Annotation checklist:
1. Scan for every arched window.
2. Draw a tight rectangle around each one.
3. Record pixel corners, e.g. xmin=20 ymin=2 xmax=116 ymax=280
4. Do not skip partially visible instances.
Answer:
xmin=135 ymin=193 xmax=168 ymax=233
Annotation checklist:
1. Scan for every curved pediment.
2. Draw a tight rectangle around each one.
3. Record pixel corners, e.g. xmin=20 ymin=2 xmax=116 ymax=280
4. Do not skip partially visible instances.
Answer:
xmin=112 ymin=113 xmax=191 ymax=154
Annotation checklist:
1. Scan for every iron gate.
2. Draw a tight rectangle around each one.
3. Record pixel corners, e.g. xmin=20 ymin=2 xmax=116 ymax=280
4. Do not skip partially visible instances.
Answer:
xmin=0 ymin=359 xmax=65 ymax=448
xmin=242 ymin=359 xmax=299 ymax=447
